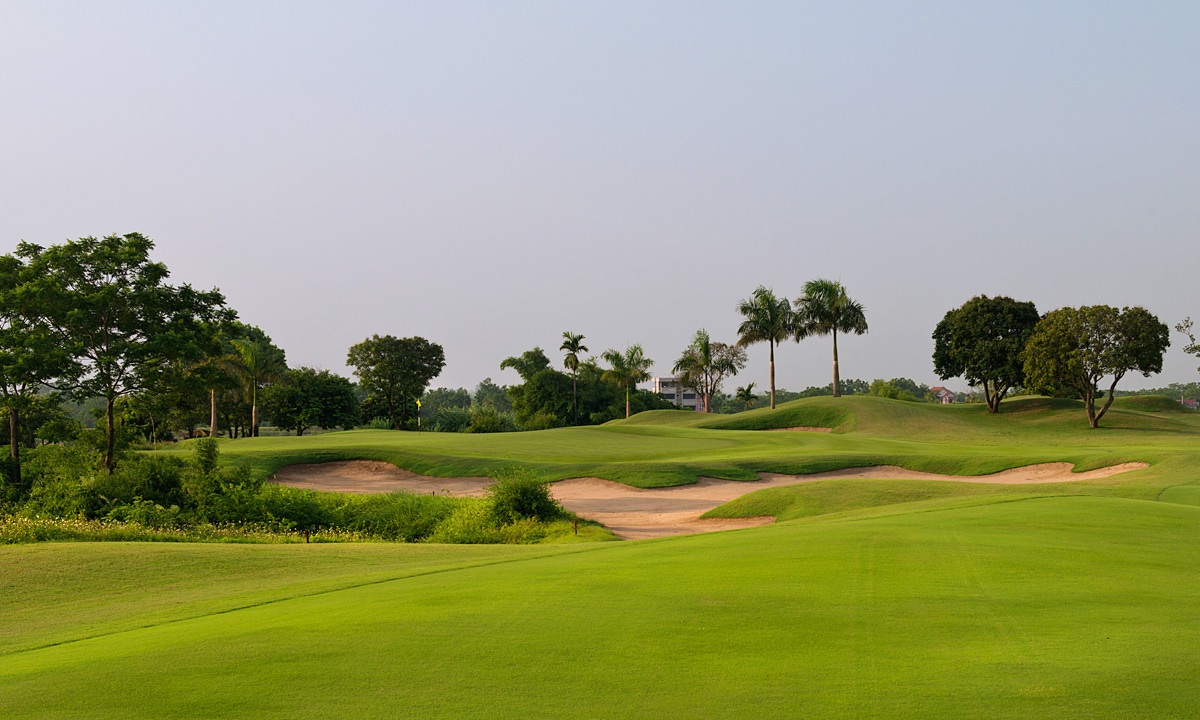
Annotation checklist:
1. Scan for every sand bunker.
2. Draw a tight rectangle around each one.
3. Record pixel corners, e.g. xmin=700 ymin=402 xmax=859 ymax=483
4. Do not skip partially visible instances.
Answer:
xmin=550 ymin=462 xmax=1148 ymax=540
xmin=270 ymin=460 xmax=1148 ymax=541
xmin=271 ymin=461 xmax=491 ymax=497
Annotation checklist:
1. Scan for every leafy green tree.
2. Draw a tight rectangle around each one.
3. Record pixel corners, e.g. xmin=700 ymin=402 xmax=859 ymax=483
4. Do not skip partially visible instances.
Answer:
xmin=420 ymin=387 xmax=472 ymax=420
xmin=735 ymin=383 xmax=758 ymax=411
xmin=601 ymin=344 xmax=653 ymax=419
xmin=15 ymin=234 xmax=230 ymax=471
xmin=263 ymin=367 xmax=360 ymax=435
xmin=1023 ymin=306 xmax=1170 ymax=428
xmin=736 ymin=286 xmax=793 ymax=409
xmin=508 ymin=369 xmax=573 ymax=428
xmin=793 ymin=279 xmax=868 ymax=398
xmin=347 ymin=335 xmax=445 ymax=430
xmin=672 ymin=329 xmax=748 ymax=413
xmin=932 ymin=295 xmax=1040 ymax=413
xmin=473 ymin=377 xmax=512 ymax=412
xmin=0 ymin=254 xmax=72 ymax=486
xmin=560 ymin=331 xmax=588 ymax=425
xmin=499 ymin=347 xmax=551 ymax=382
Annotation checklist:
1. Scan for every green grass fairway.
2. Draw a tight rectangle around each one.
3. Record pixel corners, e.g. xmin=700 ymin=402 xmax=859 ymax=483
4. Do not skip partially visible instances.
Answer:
xmin=3 ymin=496 xmax=1200 ymax=718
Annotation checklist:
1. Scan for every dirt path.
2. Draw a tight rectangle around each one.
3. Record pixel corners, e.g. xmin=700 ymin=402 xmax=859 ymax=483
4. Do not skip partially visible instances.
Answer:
xmin=270 ymin=460 xmax=1148 ymax=540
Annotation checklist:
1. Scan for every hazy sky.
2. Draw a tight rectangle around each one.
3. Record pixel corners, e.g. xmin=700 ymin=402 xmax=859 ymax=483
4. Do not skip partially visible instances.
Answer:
xmin=3 ymin=2 xmax=1198 ymax=393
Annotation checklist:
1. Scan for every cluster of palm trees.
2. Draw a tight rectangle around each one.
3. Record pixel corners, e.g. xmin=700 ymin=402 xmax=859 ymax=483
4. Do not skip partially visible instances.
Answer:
xmin=736 ymin=279 xmax=868 ymax=409
xmin=557 ymin=332 xmax=654 ymax=421
xmin=550 ymin=280 xmax=866 ymax=421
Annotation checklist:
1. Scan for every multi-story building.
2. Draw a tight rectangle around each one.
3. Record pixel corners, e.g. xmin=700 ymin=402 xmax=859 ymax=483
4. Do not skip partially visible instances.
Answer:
xmin=651 ymin=377 xmax=701 ymax=411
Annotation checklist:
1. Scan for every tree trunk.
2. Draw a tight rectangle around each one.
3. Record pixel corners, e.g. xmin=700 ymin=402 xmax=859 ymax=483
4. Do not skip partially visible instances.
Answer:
xmin=210 ymin=388 xmax=218 ymax=438
xmin=9 ymin=407 xmax=20 ymax=488
xmin=769 ymin=342 xmax=776 ymax=410
xmin=105 ymin=396 xmax=116 ymax=473
xmin=251 ymin=383 xmax=259 ymax=437
xmin=625 ymin=386 xmax=631 ymax=418
xmin=572 ymin=373 xmax=578 ymax=425
xmin=1093 ymin=376 xmax=1122 ymax=428
xmin=831 ymin=330 xmax=841 ymax=397
xmin=1085 ymin=383 xmax=1098 ymax=428
xmin=985 ymin=381 xmax=1000 ymax=413
xmin=703 ymin=392 xmax=711 ymax=413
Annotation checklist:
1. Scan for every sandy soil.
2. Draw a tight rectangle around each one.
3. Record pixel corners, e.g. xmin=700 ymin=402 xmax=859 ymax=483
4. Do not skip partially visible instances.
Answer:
xmin=270 ymin=461 xmax=492 ymax=496
xmin=549 ymin=462 xmax=1148 ymax=539
xmin=270 ymin=460 xmax=1148 ymax=540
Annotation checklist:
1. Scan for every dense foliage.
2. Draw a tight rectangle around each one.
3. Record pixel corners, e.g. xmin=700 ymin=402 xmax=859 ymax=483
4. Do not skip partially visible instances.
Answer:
xmin=932 ymin=295 xmax=1039 ymax=413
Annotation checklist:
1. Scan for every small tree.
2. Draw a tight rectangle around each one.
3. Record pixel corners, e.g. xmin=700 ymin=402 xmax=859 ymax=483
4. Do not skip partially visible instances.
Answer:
xmin=264 ymin=367 xmax=360 ymax=435
xmin=601 ymin=345 xmax=653 ymax=419
xmin=932 ymin=295 xmax=1040 ymax=413
xmin=735 ymin=383 xmax=758 ymax=411
xmin=560 ymin=332 xmax=588 ymax=425
xmin=672 ymin=329 xmax=747 ymax=413
xmin=1023 ymin=305 xmax=1170 ymax=428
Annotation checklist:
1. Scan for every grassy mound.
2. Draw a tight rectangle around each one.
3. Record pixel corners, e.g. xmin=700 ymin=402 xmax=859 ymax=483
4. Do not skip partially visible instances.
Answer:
xmin=3 ymin=496 xmax=1200 ymax=717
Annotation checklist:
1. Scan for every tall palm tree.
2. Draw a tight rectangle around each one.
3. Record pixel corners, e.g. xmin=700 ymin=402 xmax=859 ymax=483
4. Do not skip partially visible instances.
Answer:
xmin=672 ymin=329 xmax=746 ymax=413
xmin=735 ymin=383 xmax=757 ymax=411
xmin=601 ymin=344 xmax=653 ymax=419
xmin=230 ymin=338 xmax=287 ymax=436
xmin=736 ymin=286 xmax=793 ymax=409
xmin=793 ymin=279 xmax=868 ymax=397
xmin=560 ymin=331 xmax=588 ymax=425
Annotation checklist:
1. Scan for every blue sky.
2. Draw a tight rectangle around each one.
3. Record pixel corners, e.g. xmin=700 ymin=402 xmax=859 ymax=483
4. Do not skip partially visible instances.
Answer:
xmin=2 ymin=2 xmax=1197 ymax=392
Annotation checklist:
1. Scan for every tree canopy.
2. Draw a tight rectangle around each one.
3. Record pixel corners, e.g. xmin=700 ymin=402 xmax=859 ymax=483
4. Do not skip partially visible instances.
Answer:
xmin=14 ymin=234 xmax=230 ymax=470
xmin=932 ymin=295 xmax=1039 ymax=413
xmin=1023 ymin=305 xmax=1170 ymax=428
xmin=347 ymin=335 xmax=445 ymax=430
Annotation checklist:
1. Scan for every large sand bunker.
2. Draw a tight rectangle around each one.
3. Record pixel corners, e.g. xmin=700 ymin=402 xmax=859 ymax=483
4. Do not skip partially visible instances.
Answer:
xmin=552 ymin=462 xmax=1148 ymax=539
xmin=271 ymin=461 xmax=491 ymax=496
xmin=270 ymin=460 xmax=1147 ymax=540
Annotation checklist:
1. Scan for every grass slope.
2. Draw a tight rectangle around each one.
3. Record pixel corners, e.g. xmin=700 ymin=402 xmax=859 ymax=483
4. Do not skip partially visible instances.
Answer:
xmin=2 ymin=496 xmax=1200 ymax=718
xmin=164 ymin=396 xmax=1200 ymax=494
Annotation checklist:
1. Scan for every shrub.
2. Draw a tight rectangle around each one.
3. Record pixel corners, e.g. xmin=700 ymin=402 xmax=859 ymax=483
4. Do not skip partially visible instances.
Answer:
xmin=104 ymin=498 xmax=183 ymax=528
xmin=487 ymin=468 xmax=562 ymax=524
xmin=466 ymin=405 xmax=518 ymax=433
xmin=425 ymin=499 xmax=502 ymax=544
xmin=431 ymin=407 xmax=471 ymax=433
xmin=344 ymin=491 xmax=457 ymax=541
xmin=22 ymin=444 xmax=102 ymax=517
xmin=88 ymin=456 xmax=186 ymax=514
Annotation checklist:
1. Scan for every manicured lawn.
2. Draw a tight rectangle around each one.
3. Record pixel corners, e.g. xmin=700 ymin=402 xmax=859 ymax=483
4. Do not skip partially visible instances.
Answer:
xmin=2 ymin=496 xmax=1199 ymax=718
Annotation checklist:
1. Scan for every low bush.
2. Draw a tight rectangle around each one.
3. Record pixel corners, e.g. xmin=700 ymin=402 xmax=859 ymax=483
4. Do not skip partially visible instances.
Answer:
xmin=487 ymin=468 xmax=563 ymax=524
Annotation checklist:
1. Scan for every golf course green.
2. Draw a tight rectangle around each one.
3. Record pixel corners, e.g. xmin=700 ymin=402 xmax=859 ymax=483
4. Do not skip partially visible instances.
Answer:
xmin=2 ymin=395 xmax=1198 ymax=718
